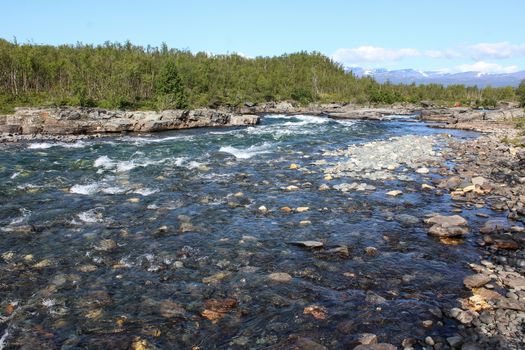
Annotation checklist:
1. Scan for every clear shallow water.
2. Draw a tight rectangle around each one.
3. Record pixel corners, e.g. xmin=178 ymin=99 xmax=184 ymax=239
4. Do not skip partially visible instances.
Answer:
xmin=0 ymin=115 xmax=484 ymax=349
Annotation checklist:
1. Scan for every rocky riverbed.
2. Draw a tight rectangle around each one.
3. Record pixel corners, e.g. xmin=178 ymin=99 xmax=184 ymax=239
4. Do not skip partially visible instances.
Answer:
xmin=0 ymin=112 xmax=524 ymax=349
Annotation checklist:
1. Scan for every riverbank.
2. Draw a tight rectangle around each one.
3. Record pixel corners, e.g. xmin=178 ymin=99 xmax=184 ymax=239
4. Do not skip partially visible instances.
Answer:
xmin=427 ymin=129 xmax=525 ymax=350
xmin=1 ymin=104 xmax=523 ymax=143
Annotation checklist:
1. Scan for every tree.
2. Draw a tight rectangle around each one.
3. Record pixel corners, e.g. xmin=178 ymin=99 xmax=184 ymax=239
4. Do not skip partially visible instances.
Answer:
xmin=155 ymin=59 xmax=187 ymax=110
xmin=517 ymin=79 xmax=525 ymax=107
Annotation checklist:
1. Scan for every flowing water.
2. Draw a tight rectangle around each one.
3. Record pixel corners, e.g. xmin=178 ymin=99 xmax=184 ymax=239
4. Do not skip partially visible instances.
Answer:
xmin=0 ymin=115 xmax=485 ymax=349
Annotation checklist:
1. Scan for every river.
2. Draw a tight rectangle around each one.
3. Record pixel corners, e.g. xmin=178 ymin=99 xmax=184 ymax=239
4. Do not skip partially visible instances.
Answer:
xmin=0 ymin=115 xmax=486 ymax=349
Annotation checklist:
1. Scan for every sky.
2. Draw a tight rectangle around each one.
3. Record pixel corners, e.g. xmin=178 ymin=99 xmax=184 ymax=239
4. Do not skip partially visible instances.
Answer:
xmin=2 ymin=0 xmax=525 ymax=73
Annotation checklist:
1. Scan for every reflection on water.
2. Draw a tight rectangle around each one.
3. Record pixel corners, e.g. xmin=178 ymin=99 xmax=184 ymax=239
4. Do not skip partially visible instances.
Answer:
xmin=0 ymin=115 xmax=482 ymax=348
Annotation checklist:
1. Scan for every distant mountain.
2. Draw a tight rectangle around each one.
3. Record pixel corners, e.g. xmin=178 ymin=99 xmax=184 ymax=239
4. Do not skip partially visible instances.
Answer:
xmin=347 ymin=67 xmax=525 ymax=87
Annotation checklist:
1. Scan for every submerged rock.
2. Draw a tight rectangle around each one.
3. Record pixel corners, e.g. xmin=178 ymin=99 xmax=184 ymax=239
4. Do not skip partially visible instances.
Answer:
xmin=289 ymin=241 xmax=324 ymax=248
xmin=268 ymin=272 xmax=292 ymax=282
xmin=353 ymin=343 xmax=397 ymax=350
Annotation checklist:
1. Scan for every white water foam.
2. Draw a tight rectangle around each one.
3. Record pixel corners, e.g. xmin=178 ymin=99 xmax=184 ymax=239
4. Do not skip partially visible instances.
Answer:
xmin=94 ymin=155 xmax=170 ymax=173
xmin=134 ymin=188 xmax=159 ymax=196
xmin=70 ymin=183 xmax=100 ymax=195
xmin=27 ymin=141 xmax=87 ymax=149
xmin=219 ymin=142 xmax=273 ymax=159
xmin=1 ymin=209 xmax=31 ymax=233
xmin=121 ymin=134 xmax=194 ymax=144
xmin=77 ymin=209 xmax=102 ymax=223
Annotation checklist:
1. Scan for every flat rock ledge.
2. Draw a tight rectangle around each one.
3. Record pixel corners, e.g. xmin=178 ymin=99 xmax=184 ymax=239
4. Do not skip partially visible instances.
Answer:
xmin=0 ymin=107 xmax=259 ymax=136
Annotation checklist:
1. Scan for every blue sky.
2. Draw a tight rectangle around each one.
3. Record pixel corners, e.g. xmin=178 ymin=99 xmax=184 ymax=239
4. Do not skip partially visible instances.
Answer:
xmin=2 ymin=0 xmax=524 ymax=73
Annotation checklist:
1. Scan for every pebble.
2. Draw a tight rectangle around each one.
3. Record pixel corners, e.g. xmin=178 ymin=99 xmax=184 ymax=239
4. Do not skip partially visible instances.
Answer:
xmin=281 ymin=206 xmax=293 ymax=213
xmin=296 ymin=206 xmax=309 ymax=213
xmin=416 ymin=167 xmax=430 ymax=174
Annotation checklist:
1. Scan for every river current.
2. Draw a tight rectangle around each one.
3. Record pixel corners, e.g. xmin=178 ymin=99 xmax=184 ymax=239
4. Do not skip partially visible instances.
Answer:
xmin=0 ymin=115 xmax=486 ymax=349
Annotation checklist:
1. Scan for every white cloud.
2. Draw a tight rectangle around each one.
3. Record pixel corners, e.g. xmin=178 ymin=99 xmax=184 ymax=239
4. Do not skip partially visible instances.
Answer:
xmin=455 ymin=61 xmax=519 ymax=74
xmin=468 ymin=42 xmax=525 ymax=60
xmin=332 ymin=46 xmax=420 ymax=65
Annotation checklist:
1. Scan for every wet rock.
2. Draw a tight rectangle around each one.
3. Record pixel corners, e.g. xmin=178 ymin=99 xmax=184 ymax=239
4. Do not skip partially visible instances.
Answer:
xmin=463 ymin=274 xmax=491 ymax=289
xmin=178 ymin=222 xmax=198 ymax=233
xmin=268 ymin=272 xmax=292 ymax=282
xmin=289 ymin=163 xmax=300 ymax=170
xmin=492 ymin=237 xmax=519 ymax=250
xmin=303 ymin=305 xmax=327 ymax=320
xmin=395 ymin=214 xmax=419 ymax=225
xmin=33 ymin=259 xmax=53 ymax=268
xmin=258 ymin=205 xmax=268 ymax=213
xmin=422 ymin=320 xmax=433 ymax=328
xmin=333 ymin=183 xmax=357 ymax=192
xmin=425 ymin=214 xmax=467 ymax=227
xmin=131 ymin=337 xmax=155 ymax=350
xmin=353 ymin=343 xmax=397 ymax=350
xmin=386 ymin=190 xmax=403 ymax=197
xmin=299 ymin=220 xmax=312 ymax=226
xmin=425 ymin=214 xmax=468 ymax=238
xmin=437 ymin=176 xmax=462 ymax=190
xmin=202 ymin=271 xmax=231 ymax=284
xmin=357 ymin=333 xmax=378 ymax=345
xmin=446 ymin=335 xmax=463 ymax=348
xmin=201 ymin=298 xmax=237 ymax=323
xmin=416 ymin=167 xmax=430 ymax=174
xmin=290 ymin=241 xmax=324 ymax=248
xmin=364 ymin=246 xmax=378 ymax=256
xmin=285 ymin=185 xmax=300 ymax=191
xmin=292 ymin=337 xmax=327 ymax=350
xmin=281 ymin=206 xmax=293 ymax=213
xmin=159 ymin=300 xmax=185 ymax=318
xmin=94 ymin=239 xmax=117 ymax=252
xmin=296 ymin=206 xmax=310 ymax=213
xmin=365 ymin=291 xmax=386 ymax=304
xmin=78 ymin=264 xmax=97 ymax=272
xmin=425 ymin=336 xmax=435 ymax=346
xmin=455 ymin=309 xmax=476 ymax=324
xmin=317 ymin=245 xmax=350 ymax=259
xmin=479 ymin=219 xmax=511 ymax=234
xmin=336 ymin=320 xmax=356 ymax=334
xmin=318 ymin=184 xmax=330 ymax=191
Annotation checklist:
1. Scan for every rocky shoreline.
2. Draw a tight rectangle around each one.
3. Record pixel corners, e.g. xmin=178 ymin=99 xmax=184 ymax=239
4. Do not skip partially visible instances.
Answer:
xmin=0 ymin=107 xmax=260 ymax=143
xmin=1 ymin=103 xmax=524 ymax=144
xmin=426 ymin=130 xmax=525 ymax=350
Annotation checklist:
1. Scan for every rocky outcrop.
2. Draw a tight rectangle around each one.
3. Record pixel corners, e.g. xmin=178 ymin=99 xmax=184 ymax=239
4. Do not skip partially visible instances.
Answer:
xmin=0 ymin=107 xmax=259 ymax=135
xmin=420 ymin=107 xmax=524 ymax=124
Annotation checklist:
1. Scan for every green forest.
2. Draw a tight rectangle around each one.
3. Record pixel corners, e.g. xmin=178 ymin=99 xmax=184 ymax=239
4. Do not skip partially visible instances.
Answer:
xmin=0 ymin=38 xmax=520 ymax=113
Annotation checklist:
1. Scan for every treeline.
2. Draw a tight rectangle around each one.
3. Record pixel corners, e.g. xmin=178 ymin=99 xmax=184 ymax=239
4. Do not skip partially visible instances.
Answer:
xmin=0 ymin=38 xmax=518 ymax=112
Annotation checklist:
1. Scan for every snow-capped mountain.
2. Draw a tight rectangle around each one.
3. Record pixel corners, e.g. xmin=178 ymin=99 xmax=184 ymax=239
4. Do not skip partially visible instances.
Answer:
xmin=348 ymin=67 xmax=525 ymax=87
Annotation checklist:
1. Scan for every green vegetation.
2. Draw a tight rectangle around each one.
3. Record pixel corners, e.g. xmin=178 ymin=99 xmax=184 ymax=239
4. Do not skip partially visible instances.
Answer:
xmin=0 ymin=38 xmax=518 ymax=112
xmin=516 ymin=79 xmax=525 ymax=107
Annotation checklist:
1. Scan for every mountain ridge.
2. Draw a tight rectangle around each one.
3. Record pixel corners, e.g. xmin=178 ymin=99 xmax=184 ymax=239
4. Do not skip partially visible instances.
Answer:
xmin=347 ymin=67 xmax=525 ymax=87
